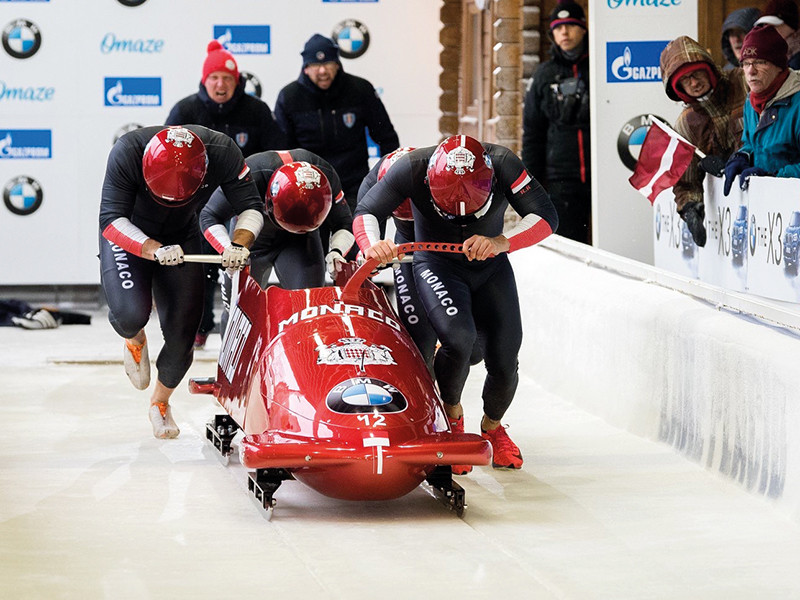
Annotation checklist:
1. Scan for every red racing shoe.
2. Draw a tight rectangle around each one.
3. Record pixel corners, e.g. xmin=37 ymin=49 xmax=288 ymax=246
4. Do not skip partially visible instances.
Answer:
xmin=482 ymin=425 xmax=523 ymax=469
xmin=449 ymin=415 xmax=473 ymax=475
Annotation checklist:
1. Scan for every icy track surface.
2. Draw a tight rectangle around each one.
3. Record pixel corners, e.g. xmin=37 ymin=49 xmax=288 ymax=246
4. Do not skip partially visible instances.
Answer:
xmin=1 ymin=311 xmax=800 ymax=600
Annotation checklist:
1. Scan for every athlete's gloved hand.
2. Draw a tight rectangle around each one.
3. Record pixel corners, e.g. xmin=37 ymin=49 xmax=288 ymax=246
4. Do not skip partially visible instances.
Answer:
xmin=738 ymin=166 xmax=769 ymax=191
xmin=325 ymin=249 xmax=346 ymax=279
xmin=723 ymin=153 xmax=750 ymax=196
xmin=221 ymin=243 xmax=249 ymax=270
xmin=154 ymin=245 xmax=184 ymax=266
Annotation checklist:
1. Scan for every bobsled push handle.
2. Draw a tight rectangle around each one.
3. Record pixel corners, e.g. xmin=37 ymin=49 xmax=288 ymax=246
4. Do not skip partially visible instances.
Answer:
xmin=342 ymin=242 xmax=463 ymax=298
xmin=183 ymin=254 xmax=223 ymax=264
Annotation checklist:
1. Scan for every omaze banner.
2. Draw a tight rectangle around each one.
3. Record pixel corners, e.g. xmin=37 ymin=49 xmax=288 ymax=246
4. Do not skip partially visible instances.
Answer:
xmin=653 ymin=176 xmax=800 ymax=304
xmin=590 ymin=0 xmax=697 ymax=264
xmin=0 ymin=0 xmax=440 ymax=284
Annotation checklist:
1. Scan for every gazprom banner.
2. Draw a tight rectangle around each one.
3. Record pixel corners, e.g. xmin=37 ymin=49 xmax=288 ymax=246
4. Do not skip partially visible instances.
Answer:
xmin=653 ymin=177 xmax=800 ymax=303
xmin=590 ymin=0 xmax=697 ymax=264
xmin=0 ymin=0 xmax=440 ymax=284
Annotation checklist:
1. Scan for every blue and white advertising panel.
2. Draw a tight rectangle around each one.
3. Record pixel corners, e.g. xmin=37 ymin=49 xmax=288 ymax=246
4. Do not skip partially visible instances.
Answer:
xmin=0 ymin=0 xmax=439 ymax=284
xmin=654 ymin=176 xmax=800 ymax=303
xmin=590 ymin=0 xmax=697 ymax=264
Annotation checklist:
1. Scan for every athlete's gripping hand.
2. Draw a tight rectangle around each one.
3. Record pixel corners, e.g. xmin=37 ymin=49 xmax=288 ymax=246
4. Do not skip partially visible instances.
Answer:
xmin=154 ymin=245 xmax=185 ymax=266
xmin=463 ymin=234 xmax=509 ymax=261
xmin=364 ymin=240 xmax=399 ymax=267
xmin=221 ymin=243 xmax=250 ymax=270
xmin=325 ymin=249 xmax=346 ymax=279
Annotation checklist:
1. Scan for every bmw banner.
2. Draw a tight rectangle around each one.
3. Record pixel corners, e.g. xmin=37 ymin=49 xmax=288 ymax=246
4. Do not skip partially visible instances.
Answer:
xmin=0 ymin=0 xmax=440 ymax=284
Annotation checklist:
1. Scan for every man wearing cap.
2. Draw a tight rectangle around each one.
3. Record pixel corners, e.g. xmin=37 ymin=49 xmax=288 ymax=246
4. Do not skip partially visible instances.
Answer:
xmin=659 ymin=36 xmax=748 ymax=246
xmin=274 ymin=33 xmax=399 ymax=253
xmin=724 ymin=24 xmax=800 ymax=195
xmin=754 ymin=0 xmax=800 ymax=68
xmin=522 ymin=0 xmax=590 ymax=244
xmin=166 ymin=40 xmax=286 ymax=349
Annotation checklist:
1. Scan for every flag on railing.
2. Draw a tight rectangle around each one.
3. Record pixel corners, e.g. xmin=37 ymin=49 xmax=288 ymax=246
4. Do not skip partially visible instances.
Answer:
xmin=628 ymin=117 xmax=696 ymax=204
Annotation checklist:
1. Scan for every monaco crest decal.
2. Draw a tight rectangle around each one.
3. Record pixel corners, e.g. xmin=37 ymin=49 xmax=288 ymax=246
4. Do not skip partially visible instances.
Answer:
xmin=316 ymin=337 xmax=395 ymax=366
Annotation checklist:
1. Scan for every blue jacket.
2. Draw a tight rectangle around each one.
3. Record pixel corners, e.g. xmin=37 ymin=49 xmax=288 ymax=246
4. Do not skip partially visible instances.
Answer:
xmin=740 ymin=70 xmax=800 ymax=178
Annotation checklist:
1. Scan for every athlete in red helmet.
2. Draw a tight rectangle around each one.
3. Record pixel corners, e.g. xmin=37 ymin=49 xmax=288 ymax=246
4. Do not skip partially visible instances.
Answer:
xmin=99 ymin=125 xmax=264 ymax=439
xmin=141 ymin=126 xmax=208 ymax=205
xmin=267 ymin=161 xmax=333 ymax=233
xmin=200 ymin=149 xmax=354 ymax=333
xmin=426 ymin=135 xmax=494 ymax=222
xmin=354 ymin=135 xmax=558 ymax=471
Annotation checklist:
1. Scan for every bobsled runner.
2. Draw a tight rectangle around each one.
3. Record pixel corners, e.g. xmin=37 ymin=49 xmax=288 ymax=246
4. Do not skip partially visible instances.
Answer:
xmin=189 ymin=242 xmax=491 ymax=518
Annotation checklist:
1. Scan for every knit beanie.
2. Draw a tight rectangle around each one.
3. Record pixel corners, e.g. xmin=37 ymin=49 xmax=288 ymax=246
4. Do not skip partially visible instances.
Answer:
xmin=755 ymin=0 xmax=800 ymax=30
xmin=740 ymin=24 xmax=789 ymax=69
xmin=202 ymin=40 xmax=239 ymax=84
xmin=301 ymin=34 xmax=340 ymax=66
xmin=549 ymin=0 xmax=587 ymax=30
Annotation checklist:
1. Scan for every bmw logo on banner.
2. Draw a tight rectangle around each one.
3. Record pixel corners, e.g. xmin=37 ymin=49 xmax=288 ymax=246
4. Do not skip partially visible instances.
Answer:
xmin=326 ymin=378 xmax=407 ymax=414
xmin=113 ymin=123 xmax=143 ymax=144
xmin=333 ymin=20 xmax=370 ymax=59
xmin=4 ymin=175 xmax=43 ymax=216
xmin=2 ymin=19 xmax=42 ymax=59
xmin=617 ymin=114 xmax=669 ymax=172
xmin=241 ymin=71 xmax=262 ymax=98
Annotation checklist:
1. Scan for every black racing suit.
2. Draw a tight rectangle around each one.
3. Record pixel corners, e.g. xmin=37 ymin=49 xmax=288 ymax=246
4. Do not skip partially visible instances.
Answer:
xmin=166 ymin=77 xmax=286 ymax=337
xmin=99 ymin=125 xmax=263 ymax=388
xmin=357 ymin=157 xmax=438 ymax=372
xmin=354 ymin=144 xmax=558 ymax=421
xmin=200 ymin=149 xmax=353 ymax=332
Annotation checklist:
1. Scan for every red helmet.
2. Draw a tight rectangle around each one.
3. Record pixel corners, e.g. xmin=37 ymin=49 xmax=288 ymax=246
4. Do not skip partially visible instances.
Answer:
xmin=378 ymin=146 xmax=415 ymax=221
xmin=142 ymin=127 xmax=207 ymax=206
xmin=426 ymin=135 xmax=493 ymax=222
xmin=267 ymin=162 xmax=332 ymax=233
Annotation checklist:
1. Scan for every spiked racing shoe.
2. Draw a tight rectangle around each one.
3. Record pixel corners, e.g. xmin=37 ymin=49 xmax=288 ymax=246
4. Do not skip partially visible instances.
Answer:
xmin=482 ymin=424 xmax=523 ymax=469
xmin=449 ymin=415 xmax=473 ymax=475
xmin=124 ymin=336 xmax=150 ymax=390
xmin=149 ymin=402 xmax=180 ymax=439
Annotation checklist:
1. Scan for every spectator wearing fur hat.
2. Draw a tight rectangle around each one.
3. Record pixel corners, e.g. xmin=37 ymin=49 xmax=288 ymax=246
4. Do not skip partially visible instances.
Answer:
xmin=522 ymin=0 xmax=591 ymax=244
xmin=723 ymin=24 xmax=800 ymax=195
xmin=274 ymin=33 xmax=399 ymax=256
xmin=166 ymin=40 xmax=286 ymax=349
xmin=721 ymin=7 xmax=761 ymax=71
xmin=660 ymin=36 xmax=748 ymax=246
xmin=754 ymin=0 xmax=800 ymax=68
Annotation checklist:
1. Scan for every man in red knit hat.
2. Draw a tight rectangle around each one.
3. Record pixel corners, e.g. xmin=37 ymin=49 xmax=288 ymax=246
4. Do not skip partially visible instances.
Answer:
xmin=166 ymin=40 xmax=285 ymax=349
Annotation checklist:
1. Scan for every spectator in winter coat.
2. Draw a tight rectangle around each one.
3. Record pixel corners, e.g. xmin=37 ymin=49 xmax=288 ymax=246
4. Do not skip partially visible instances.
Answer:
xmin=522 ymin=0 xmax=590 ymax=244
xmin=274 ymin=34 xmax=399 ymax=254
xmin=721 ymin=7 xmax=761 ymax=71
xmin=660 ymin=36 xmax=749 ymax=246
xmin=724 ymin=24 xmax=800 ymax=194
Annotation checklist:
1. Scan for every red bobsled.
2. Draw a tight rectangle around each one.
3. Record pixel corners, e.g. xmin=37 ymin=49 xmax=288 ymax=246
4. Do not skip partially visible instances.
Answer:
xmin=189 ymin=242 xmax=491 ymax=516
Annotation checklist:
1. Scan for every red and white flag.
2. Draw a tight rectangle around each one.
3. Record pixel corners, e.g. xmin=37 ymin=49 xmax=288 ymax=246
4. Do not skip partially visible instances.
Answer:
xmin=628 ymin=117 xmax=696 ymax=204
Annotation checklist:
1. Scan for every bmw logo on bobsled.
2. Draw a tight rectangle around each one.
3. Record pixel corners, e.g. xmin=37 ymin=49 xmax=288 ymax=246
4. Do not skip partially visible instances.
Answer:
xmin=190 ymin=242 xmax=491 ymax=518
